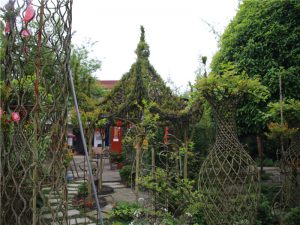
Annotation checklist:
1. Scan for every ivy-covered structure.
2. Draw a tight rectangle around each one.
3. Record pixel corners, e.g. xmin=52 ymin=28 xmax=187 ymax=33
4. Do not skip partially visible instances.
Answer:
xmin=101 ymin=26 xmax=202 ymax=205
xmin=101 ymin=26 xmax=201 ymax=123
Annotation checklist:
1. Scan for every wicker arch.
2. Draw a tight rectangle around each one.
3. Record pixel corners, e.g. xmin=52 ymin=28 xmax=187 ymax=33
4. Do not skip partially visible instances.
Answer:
xmin=198 ymin=99 xmax=260 ymax=225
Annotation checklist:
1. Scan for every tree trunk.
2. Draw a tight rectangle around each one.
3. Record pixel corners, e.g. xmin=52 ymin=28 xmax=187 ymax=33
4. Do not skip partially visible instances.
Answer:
xmin=256 ymin=135 xmax=263 ymax=174
xmin=98 ymin=155 xmax=103 ymax=193
xmin=151 ymin=146 xmax=155 ymax=178
xmin=183 ymin=129 xmax=188 ymax=180
xmin=88 ymin=129 xmax=94 ymax=197
xmin=135 ymin=140 xmax=142 ymax=202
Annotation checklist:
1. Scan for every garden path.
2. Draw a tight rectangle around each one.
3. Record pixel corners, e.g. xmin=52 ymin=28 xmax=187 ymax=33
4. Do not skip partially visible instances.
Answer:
xmin=41 ymin=155 xmax=144 ymax=224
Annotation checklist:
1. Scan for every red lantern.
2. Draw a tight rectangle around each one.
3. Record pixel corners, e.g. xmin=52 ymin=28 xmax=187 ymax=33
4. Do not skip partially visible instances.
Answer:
xmin=23 ymin=1 xmax=35 ymax=24
xmin=11 ymin=112 xmax=20 ymax=123
xmin=116 ymin=120 xmax=122 ymax=127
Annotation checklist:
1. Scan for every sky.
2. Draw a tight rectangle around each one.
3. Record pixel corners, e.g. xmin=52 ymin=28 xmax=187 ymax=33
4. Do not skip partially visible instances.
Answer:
xmin=0 ymin=0 xmax=239 ymax=92
xmin=72 ymin=0 xmax=239 ymax=92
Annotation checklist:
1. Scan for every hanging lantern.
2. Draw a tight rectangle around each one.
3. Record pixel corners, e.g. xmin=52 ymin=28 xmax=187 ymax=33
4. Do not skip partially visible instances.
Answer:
xmin=116 ymin=120 xmax=122 ymax=127
xmin=11 ymin=112 xmax=20 ymax=122
xmin=23 ymin=1 xmax=35 ymax=24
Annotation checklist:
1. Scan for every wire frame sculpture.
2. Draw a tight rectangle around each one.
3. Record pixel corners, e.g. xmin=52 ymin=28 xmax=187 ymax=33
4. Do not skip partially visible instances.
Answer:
xmin=198 ymin=99 xmax=260 ymax=225
xmin=0 ymin=0 xmax=72 ymax=224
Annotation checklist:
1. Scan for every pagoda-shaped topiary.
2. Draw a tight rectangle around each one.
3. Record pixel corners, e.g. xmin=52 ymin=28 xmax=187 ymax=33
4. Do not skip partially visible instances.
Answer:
xmin=196 ymin=65 xmax=268 ymax=225
xmin=101 ymin=26 xmax=202 ymax=202
xmin=101 ymin=26 xmax=199 ymax=120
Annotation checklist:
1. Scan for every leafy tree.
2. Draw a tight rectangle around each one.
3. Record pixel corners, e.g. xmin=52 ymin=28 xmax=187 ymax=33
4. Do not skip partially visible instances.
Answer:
xmin=70 ymin=41 xmax=102 ymax=99
xmin=211 ymin=0 xmax=300 ymax=136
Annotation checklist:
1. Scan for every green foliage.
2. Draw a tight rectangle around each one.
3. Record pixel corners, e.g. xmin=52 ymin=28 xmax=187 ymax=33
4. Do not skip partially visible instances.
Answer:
xmin=212 ymin=1 xmax=300 ymax=99
xmin=78 ymin=182 xmax=88 ymax=198
xmin=283 ymin=206 xmax=300 ymax=225
xmin=265 ymin=122 xmax=298 ymax=140
xmin=119 ymin=165 xmax=132 ymax=186
xmin=71 ymin=41 xmax=101 ymax=97
xmin=267 ymin=99 xmax=300 ymax=126
xmin=196 ymin=64 xmax=269 ymax=104
xmin=192 ymin=103 xmax=214 ymax=156
xmin=258 ymin=158 xmax=275 ymax=167
xmin=195 ymin=64 xmax=269 ymax=135
xmin=138 ymin=168 xmax=205 ymax=223
xmin=211 ymin=0 xmax=300 ymax=136
xmin=255 ymin=196 xmax=277 ymax=225
xmin=69 ymin=42 xmax=105 ymax=134
xmin=109 ymin=201 xmax=141 ymax=223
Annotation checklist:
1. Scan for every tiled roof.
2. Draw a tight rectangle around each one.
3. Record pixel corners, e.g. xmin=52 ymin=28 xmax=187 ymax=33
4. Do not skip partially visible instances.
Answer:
xmin=99 ymin=80 xmax=118 ymax=89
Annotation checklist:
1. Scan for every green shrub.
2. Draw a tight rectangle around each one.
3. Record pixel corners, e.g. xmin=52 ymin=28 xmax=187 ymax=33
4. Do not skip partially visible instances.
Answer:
xmin=109 ymin=201 xmax=140 ymax=223
xmin=261 ymin=184 xmax=280 ymax=202
xmin=78 ymin=182 xmax=88 ymax=198
xmin=263 ymin=158 xmax=274 ymax=167
xmin=283 ymin=206 xmax=300 ymax=225
xmin=255 ymin=195 xmax=277 ymax=225
xmin=119 ymin=165 xmax=132 ymax=187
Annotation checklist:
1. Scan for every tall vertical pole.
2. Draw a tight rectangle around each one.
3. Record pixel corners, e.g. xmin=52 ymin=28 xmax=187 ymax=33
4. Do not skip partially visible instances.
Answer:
xmin=279 ymin=74 xmax=284 ymax=155
xmin=67 ymin=65 xmax=104 ymax=225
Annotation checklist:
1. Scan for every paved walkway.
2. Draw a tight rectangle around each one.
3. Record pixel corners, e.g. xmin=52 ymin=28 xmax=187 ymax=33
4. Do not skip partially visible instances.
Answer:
xmin=41 ymin=155 xmax=145 ymax=224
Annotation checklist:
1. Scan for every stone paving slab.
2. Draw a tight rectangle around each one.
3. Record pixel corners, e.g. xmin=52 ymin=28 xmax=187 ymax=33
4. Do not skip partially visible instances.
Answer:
xmin=101 ymin=204 xmax=113 ymax=213
xmin=74 ymin=179 xmax=86 ymax=183
xmin=69 ymin=217 xmax=92 ymax=225
xmin=68 ymin=190 xmax=78 ymax=195
xmin=104 ymin=182 xmax=126 ymax=189
xmin=49 ymin=198 xmax=62 ymax=204
xmin=42 ymin=155 xmax=146 ymax=224
xmin=68 ymin=187 xmax=79 ymax=191
xmin=68 ymin=183 xmax=81 ymax=187
xmin=42 ymin=209 xmax=80 ymax=219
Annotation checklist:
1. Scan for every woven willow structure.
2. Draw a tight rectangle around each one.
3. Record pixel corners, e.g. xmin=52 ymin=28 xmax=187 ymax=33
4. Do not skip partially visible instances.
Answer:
xmin=280 ymin=131 xmax=300 ymax=209
xmin=199 ymin=99 xmax=260 ymax=225
xmin=0 ymin=0 xmax=72 ymax=224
